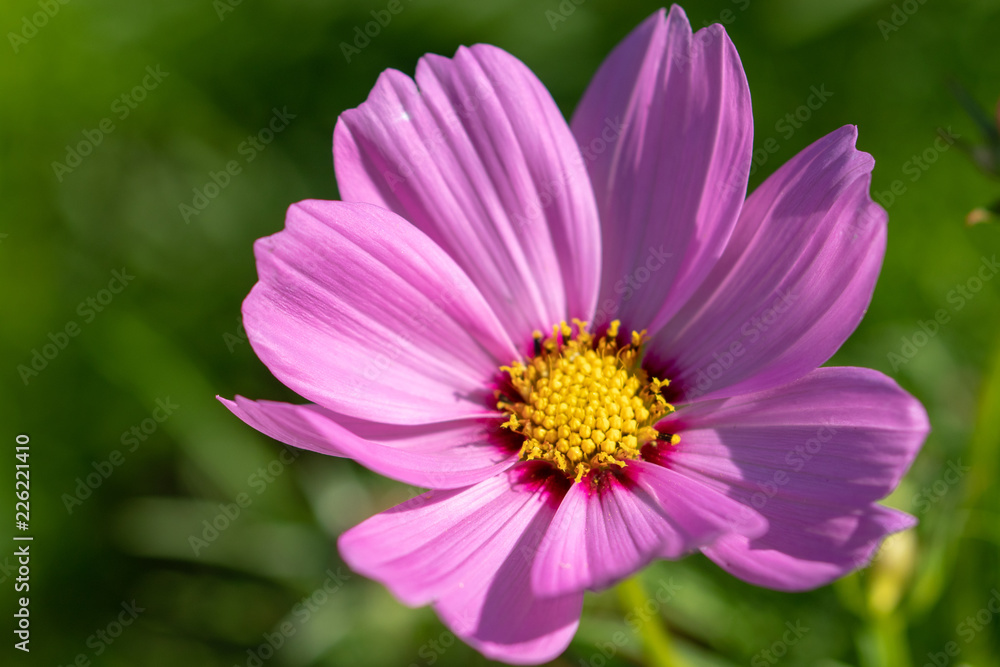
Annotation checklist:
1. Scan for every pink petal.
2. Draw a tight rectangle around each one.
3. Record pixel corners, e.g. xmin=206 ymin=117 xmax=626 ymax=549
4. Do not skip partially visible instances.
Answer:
xmin=704 ymin=505 xmax=915 ymax=591
xmin=219 ymin=396 xmax=517 ymax=489
xmin=531 ymin=462 xmax=766 ymax=597
xmin=339 ymin=464 xmax=582 ymax=664
xmin=648 ymin=125 xmax=887 ymax=402
xmin=243 ymin=200 xmax=518 ymax=425
xmin=571 ymin=6 xmax=753 ymax=335
xmin=657 ymin=367 xmax=928 ymax=590
xmin=335 ymin=44 xmax=602 ymax=348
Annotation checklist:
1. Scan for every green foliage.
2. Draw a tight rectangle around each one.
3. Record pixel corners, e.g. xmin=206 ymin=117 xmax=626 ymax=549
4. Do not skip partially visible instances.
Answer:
xmin=2 ymin=0 xmax=999 ymax=665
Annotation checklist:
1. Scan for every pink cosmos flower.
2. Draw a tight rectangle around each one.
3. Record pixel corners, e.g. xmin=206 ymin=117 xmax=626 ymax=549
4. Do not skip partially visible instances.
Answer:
xmin=221 ymin=5 xmax=928 ymax=664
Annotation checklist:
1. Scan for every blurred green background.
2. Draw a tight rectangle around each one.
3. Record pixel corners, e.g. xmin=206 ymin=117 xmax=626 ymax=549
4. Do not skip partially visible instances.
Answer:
xmin=3 ymin=0 xmax=1000 ymax=665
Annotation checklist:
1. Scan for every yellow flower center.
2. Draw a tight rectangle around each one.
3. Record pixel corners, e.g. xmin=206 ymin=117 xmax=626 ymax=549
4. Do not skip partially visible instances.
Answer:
xmin=497 ymin=320 xmax=678 ymax=483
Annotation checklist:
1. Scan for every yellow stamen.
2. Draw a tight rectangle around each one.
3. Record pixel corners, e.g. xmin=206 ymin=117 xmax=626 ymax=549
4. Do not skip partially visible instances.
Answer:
xmin=499 ymin=320 xmax=678 ymax=482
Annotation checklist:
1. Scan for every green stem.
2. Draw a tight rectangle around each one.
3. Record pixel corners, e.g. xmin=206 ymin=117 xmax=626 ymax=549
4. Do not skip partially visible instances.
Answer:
xmin=863 ymin=612 xmax=911 ymax=667
xmin=615 ymin=576 xmax=686 ymax=667
xmin=964 ymin=335 xmax=1000 ymax=511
